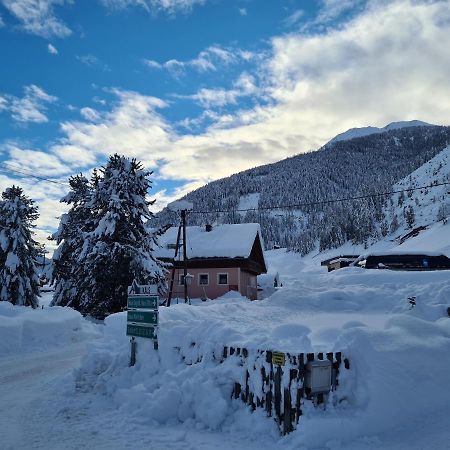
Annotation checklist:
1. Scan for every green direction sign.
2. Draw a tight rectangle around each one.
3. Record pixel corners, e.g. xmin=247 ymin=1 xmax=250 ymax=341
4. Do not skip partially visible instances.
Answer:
xmin=127 ymin=310 xmax=158 ymax=325
xmin=126 ymin=324 xmax=157 ymax=339
xmin=127 ymin=295 xmax=158 ymax=309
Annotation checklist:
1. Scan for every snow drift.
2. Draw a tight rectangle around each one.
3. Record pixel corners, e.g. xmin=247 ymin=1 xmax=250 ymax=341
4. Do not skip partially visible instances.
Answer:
xmin=0 ymin=302 xmax=97 ymax=357
xmin=74 ymin=249 xmax=450 ymax=447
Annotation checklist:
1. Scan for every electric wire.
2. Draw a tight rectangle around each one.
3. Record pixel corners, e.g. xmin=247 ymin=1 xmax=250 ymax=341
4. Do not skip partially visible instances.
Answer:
xmin=186 ymin=181 xmax=450 ymax=215
xmin=0 ymin=162 xmax=69 ymax=186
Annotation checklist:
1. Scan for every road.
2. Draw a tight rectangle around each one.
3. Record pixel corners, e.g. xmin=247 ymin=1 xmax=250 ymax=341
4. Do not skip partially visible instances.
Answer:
xmin=0 ymin=341 xmax=274 ymax=450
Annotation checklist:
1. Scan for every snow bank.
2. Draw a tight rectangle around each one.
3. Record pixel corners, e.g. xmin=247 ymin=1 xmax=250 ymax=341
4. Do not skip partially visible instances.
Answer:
xmin=0 ymin=302 xmax=98 ymax=358
xmin=73 ymin=248 xmax=450 ymax=447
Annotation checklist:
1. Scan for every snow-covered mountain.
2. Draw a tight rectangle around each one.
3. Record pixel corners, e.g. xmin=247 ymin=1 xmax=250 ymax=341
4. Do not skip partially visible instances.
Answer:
xmin=153 ymin=124 xmax=450 ymax=254
xmin=328 ymin=120 xmax=432 ymax=144
xmin=384 ymin=143 xmax=450 ymax=238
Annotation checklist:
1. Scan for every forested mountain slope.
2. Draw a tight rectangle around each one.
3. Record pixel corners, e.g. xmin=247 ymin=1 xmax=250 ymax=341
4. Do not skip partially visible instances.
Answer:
xmin=153 ymin=125 xmax=450 ymax=253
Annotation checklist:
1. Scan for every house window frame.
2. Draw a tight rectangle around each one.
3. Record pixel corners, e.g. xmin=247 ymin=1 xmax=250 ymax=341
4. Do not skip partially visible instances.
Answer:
xmin=217 ymin=272 xmax=229 ymax=285
xmin=198 ymin=273 xmax=209 ymax=286
xmin=178 ymin=274 xmax=187 ymax=285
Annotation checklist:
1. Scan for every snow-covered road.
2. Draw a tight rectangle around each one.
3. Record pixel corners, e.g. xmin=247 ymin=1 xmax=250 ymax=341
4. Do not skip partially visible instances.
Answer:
xmin=0 ymin=344 xmax=87 ymax=450
xmin=0 ymin=340 xmax=275 ymax=450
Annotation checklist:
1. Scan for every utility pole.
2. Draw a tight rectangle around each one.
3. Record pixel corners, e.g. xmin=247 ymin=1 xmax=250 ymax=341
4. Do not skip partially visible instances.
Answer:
xmin=181 ymin=209 xmax=188 ymax=303
xmin=166 ymin=208 xmax=189 ymax=306
xmin=166 ymin=224 xmax=181 ymax=307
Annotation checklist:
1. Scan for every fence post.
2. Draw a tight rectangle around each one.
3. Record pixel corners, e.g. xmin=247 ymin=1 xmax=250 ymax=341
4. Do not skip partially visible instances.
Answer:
xmin=283 ymin=387 xmax=292 ymax=435
xmin=274 ymin=365 xmax=282 ymax=424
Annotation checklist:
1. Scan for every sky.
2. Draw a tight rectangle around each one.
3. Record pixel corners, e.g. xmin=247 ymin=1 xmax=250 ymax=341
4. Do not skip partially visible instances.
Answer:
xmin=0 ymin=0 xmax=449 ymax=251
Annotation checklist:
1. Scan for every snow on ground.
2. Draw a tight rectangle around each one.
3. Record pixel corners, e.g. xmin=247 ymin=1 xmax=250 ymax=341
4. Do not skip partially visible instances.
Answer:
xmin=71 ymin=242 xmax=450 ymax=449
xmin=1 ymin=220 xmax=450 ymax=449
xmin=389 ymin=143 xmax=450 ymax=230
xmin=238 ymin=193 xmax=260 ymax=213
xmin=0 ymin=301 xmax=100 ymax=357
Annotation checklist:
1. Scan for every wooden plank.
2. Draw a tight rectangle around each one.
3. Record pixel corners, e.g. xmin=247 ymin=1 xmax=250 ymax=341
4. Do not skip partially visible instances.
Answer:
xmin=233 ymin=382 xmax=241 ymax=400
xmin=274 ymin=366 xmax=282 ymax=423
xmin=283 ymin=388 xmax=292 ymax=435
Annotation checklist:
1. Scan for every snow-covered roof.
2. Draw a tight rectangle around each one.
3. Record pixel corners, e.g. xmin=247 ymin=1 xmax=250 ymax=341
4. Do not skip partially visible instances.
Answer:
xmin=353 ymin=251 xmax=450 ymax=266
xmin=358 ymin=251 xmax=447 ymax=259
xmin=329 ymin=257 xmax=357 ymax=264
xmin=155 ymin=223 xmax=265 ymax=261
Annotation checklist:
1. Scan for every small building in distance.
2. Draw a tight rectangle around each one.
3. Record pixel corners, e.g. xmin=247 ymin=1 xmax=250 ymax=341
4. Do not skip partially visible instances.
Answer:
xmin=354 ymin=252 xmax=450 ymax=270
xmin=156 ymin=223 xmax=267 ymax=301
xmin=321 ymin=255 xmax=360 ymax=272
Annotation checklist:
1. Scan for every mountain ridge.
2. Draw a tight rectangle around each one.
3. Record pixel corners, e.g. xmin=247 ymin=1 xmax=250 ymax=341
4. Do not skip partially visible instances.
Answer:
xmin=153 ymin=124 xmax=450 ymax=254
xmin=327 ymin=120 xmax=433 ymax=145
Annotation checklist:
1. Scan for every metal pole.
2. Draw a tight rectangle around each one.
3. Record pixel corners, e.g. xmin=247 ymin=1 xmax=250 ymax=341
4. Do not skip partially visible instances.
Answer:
xmin=129 ymin=337 xmax=137 ymax=366
xmin=182 ymin=209 xmax=188 ymax=303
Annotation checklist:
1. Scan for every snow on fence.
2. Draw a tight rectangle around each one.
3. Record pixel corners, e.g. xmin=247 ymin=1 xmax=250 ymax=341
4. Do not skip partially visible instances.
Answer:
xmin=176 ymin=343 xmax=349 ymax=435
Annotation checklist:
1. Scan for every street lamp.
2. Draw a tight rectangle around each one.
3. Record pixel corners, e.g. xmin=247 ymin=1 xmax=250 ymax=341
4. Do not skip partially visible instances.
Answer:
xmin=184 ymin=273 xmax=194 ymax=304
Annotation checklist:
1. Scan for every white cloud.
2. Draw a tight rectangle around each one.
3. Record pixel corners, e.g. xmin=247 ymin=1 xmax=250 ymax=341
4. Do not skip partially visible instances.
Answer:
xmin=99 ymin=0 xmax=205 ymax=13
xmin=47 ymin=43 xmax=58 ymax=54
xmin=1 ymin=84 xmax=57 ymax=123
xmin=6 ymin=147 xmax=70 ymax=176
xmin=0 ymin=14 xmax=4 ymax=26
xmin=76 ymin=54 xmax=110 ymax=70
xmin=315 ymin=0 xmax=366 ymax=25
xmin=3 ymin=0 xmax=450 ymax=236
xmin=152 ymin=180 xmax=204 ymax=212
xmin=80 ymin=107 xmax=101 ymax=121
xmin=0 ymin=0 xmax=71 ymax=38
xmin=143 ymin=45 xmax=255 ymax=76
xmin=134 ymin=0 xmax=450 ymax=186
xmin=284 ymin=9 xmax=304 ymax=27
xmin=238 ymin=7 xmax=247 ymax=16
xmin=175 ymin=72 xmax=259 ymax=107
xmin=0 ymin=95 xmax=7 ymax=111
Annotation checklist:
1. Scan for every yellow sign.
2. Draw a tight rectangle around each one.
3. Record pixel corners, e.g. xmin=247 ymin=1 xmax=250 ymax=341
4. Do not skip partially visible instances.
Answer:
xmin=272 ymin=351 xmax=285 ymax=366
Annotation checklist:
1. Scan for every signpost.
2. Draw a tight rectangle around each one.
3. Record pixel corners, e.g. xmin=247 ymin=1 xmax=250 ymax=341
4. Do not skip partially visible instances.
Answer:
xmin=127 ymin=310 xmax=158 ymax=325
xmin=126 ymin=324 xmax=157 ymax=339
xmin=272 ymin=351 xmax=286 ymax=366
xmin=127 ymin=295 xmax=158 ymax=309
xmin=126 ymin=280 xmax=159 ymax=366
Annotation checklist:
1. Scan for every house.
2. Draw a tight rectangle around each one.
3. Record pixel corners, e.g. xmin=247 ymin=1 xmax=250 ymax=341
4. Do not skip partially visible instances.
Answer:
xmin=320 ymin=255 xmax=360 ymax=272
xmin=155 ymin=223 xmax=267 ymax=301
xmin=353 ymin=252 xmax=450 ymax=270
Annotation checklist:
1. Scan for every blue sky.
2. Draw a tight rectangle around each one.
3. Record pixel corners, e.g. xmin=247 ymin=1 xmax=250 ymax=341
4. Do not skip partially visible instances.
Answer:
xmin=0 ymin=0 xmax=449 ymax=249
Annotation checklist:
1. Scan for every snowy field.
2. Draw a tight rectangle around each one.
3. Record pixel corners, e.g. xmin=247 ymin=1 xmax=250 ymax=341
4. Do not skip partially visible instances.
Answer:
xmin=1 ymin=226 xmax=450 ymax=449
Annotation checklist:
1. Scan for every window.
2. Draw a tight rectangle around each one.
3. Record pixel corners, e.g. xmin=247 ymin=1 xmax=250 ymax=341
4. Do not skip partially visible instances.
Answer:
xmin=217 ymin=273 xmax=228 ymax=285
xmin=179 ymin=274 xmax=186 ymax=285
xmin=198 ymin=274 xmax=209 ymax=285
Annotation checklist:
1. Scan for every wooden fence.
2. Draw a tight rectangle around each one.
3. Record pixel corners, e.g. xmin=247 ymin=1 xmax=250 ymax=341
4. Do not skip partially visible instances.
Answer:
xmin=176 ymin=343 xmax=349 ymax=435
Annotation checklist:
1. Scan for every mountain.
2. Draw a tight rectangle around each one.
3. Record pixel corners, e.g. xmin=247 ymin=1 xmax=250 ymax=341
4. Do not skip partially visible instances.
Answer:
xmin=328 ymin=120 xmax=432 ymax=144
xmin=153 ymin=124 xmax=450 ymax=254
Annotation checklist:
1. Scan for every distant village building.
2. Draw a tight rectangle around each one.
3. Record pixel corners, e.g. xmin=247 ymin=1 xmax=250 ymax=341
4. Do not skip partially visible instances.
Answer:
xmin=156 ymin=223 xmax=267 ymax=301
xmin=320 ymin=255 xmax=360 ymax=272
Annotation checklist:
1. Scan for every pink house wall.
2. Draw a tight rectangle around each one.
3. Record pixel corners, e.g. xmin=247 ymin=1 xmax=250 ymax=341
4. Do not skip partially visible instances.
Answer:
xmin=164 ymin=267 xmax=257 ymax=300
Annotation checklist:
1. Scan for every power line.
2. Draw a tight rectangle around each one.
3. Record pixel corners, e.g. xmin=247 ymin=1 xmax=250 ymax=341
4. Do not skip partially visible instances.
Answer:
xmin=0 ymin=162 xmax=69 ymax=186
xmin=187 ymin=181 xmax=450 ymax=215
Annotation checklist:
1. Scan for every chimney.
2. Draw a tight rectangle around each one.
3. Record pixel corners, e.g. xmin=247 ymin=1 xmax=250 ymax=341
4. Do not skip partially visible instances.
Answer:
xmin=205 ymin=224 xmax=213 ymax=232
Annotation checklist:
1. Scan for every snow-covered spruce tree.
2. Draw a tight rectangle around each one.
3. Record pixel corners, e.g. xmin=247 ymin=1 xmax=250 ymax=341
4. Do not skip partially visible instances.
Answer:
xmin=76 ymin=154 xmax=166 ymax=317
xmin=51 ymin=174 xmax=92 ymax=309
xmin=0 ymin=186 xmax=40 ymax=307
